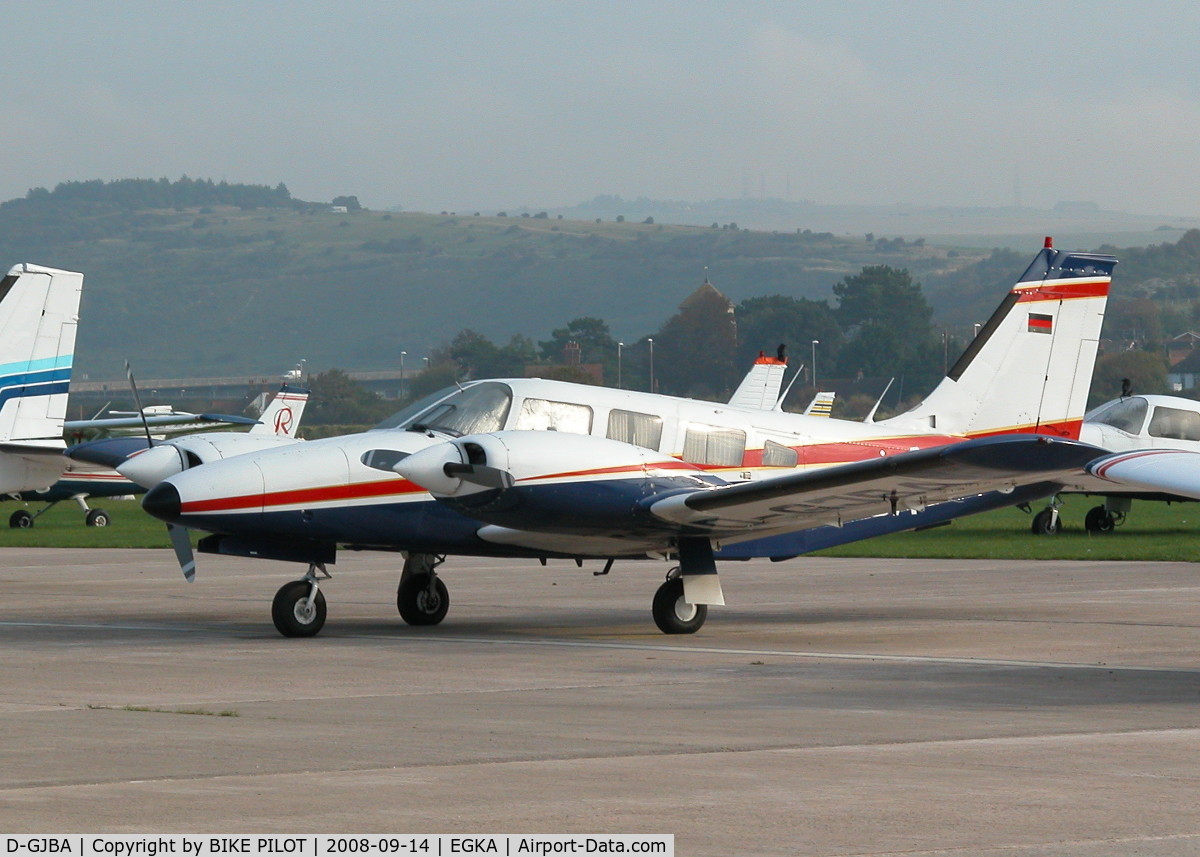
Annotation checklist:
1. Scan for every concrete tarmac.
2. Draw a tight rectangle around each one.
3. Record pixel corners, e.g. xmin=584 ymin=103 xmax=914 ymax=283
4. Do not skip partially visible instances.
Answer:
xmin=2 ymin=547 xmax=1200 ymax=855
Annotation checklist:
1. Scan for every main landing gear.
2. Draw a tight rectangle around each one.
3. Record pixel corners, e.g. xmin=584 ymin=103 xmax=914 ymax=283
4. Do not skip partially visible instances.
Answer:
xmin=397 ymin=553 xmax=449 ymax=626
xmin=8 ymin=497 xmax=110 ymax=529
xmin=652 ymin=569 xmax=708 ymax=634
xmin=1028 ymin=496 xmax=1129 ymax=535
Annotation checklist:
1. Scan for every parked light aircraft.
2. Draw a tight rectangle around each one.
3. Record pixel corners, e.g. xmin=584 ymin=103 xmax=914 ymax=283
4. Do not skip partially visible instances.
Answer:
xmin=0 ymin=264 xmax=84 ymax=496
xmin=14 ymin=384 xmax=310 ymax=528
xmin=1085 ymin=447 xmax=1200 ymax=502
xmin=1028 ymin=393 xmax=1200 ymax=534
xmin=130 ymin=240 xmax=1115 ymax=637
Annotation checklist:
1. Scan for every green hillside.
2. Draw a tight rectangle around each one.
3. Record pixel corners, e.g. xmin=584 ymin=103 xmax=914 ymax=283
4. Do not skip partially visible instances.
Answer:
xmin=3 ymin=178 xmax=1198 ymax=403
xmin=0 ymin=180 xmax=982 ymax=380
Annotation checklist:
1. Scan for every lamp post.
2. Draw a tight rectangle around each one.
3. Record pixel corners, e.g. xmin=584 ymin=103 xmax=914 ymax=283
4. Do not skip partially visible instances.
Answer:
xmin=648 ymin=338 xmax=655 ymax=393
xmin=400 ymin=351 xmax=407 ymax=399
xmin=617 ymin=342 xmax=624 ymax=389
xmin=811 ymin=340 xmax=820 ymax=391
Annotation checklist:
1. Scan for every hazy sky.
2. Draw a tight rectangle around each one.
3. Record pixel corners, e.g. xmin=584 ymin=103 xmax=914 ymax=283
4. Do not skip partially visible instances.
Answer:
xmin=4 ymin=1 xmax=1199 ymax=216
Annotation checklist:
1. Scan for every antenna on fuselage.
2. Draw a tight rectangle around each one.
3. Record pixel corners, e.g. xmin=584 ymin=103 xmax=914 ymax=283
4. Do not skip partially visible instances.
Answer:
xmin=773 ymin=363 xmax=805 ymax=412
xmin=863 ymin=378 xmax=895 ymax=424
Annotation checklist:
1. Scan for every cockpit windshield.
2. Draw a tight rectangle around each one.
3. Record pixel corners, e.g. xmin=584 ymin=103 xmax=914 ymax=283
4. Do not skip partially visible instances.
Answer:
xmin=371 ymin=382 xmax=513 ymax=437
xmin=1087 ymin=396 xmax=1148 ymax=435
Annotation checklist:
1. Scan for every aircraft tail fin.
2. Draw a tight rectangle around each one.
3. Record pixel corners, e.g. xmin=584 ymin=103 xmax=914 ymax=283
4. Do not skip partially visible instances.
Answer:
xmin=728 ymin=348 xmax=788 ymax=410
xmin=0 ymin=263 xmax=84 ymax=442
xmin=803 ymin=391 xmax=836 ymax=417
xmin=879 ymin=239 xmax=1115 ymax=439
xmin=249 ymin=384 xmax=310 ymax=437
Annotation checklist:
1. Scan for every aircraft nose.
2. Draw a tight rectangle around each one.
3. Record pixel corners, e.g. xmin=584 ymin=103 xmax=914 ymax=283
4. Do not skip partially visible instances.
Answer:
xmin=142 ymin=481 xmax=182 ymax=522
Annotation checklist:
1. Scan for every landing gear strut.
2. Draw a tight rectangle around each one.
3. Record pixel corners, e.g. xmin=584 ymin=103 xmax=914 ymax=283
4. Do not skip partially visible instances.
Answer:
xmin=1030 ymin=498 xmax=1062 ymax=535
xmin=271 ymin=562 xmax=330 ymax=637
xmin=397 ymin=553 xmax=449 ymax=626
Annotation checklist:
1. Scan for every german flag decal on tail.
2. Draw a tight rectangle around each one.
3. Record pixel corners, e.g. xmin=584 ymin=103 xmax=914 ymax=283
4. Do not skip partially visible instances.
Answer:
xmin=1028 ymin=312 xmax=1053 ymax=334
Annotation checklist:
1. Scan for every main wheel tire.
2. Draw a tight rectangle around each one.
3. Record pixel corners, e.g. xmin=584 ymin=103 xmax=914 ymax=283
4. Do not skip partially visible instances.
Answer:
xmin=86 ymin=508 xmax=110 ymax=527
xmin=397 ymin=574 xmax=449 ymax=626
xmin=1030 ymin=508 xmax=1060 ymax=535
xmin=9 ymin=510 xmax=33 ymax=529
xmin=1085 ymin=505 xmax=1115 ymax=534
xmin=271 ymin=580 xmax=327 ymax=638
xmin=652 ymin=577 xmax=708 ymax=634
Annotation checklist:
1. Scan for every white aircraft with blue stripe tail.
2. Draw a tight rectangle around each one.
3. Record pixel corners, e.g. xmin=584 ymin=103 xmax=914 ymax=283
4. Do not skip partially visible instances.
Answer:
xmin=0 ymin=264 xmax=84 ymax=496
xmin=132 ymin=240 xmax=1115 ymax=638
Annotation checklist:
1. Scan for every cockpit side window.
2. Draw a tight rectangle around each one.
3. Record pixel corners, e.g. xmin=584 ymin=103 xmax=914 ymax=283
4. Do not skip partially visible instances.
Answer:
xmin=376 ymin=382 xmax=513 ymax=437
xmin=1090 ymin=397 xmax=1148 ymax=435
xmin=516 ymin=398 xmax=593 ymax=434
xmin=372 ymin=386 xmax=459 ymax=430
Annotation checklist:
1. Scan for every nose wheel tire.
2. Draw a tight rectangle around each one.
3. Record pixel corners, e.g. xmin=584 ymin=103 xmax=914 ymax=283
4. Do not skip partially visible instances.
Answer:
xmin=1030 ymin=508 xmax=1060 ymax=535
xmin=85 ymin=508 xmax=110 ymax=527
xmin=397 ymin=574 xmax=449 ymax=626
xmin=652 ymin=577 xmax=707 ymax=634
xmin=272 ymin=580 xmax=327 ymax=637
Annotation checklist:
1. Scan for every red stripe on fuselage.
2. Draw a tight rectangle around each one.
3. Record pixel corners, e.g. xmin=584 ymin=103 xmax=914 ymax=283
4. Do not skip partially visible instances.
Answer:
xmin=181 ymin=477 xmax=425 ymax=514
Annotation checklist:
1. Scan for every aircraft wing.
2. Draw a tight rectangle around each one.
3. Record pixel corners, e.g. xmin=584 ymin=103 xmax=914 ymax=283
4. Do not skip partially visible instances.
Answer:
xmin=65 ymin=413 xmax=260 ymax=433
xmin=649 ymin=435 xmax=1105 ymax=538
xmin=1084 ymin=449 xmax=1200 ymax=500
xmin=0 ymin=440 xmax=67 ymax=457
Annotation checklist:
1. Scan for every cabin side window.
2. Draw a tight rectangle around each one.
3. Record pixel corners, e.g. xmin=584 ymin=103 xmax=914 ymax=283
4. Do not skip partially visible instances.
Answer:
xmin=516 ymin=398 xmax=593 ymax=434
xmin=682 ymin=425 xmax=747 ymax=467
xmin=1148 ymin=405 xmax=1200 ymax=442
xmin=762 ymin=439 xmax=799 ymax=467
xmin=606 ymin=409 xmax=664 ymax=450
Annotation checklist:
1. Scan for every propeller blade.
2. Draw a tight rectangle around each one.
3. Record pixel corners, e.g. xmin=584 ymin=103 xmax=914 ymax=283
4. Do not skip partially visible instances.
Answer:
xmin=167 ymin=524 xmax=196 ymax=582
xmin=443 ymin=462 xmax=515 ymax=490
xmin=124 ymin=360 xmax=155 ymax=448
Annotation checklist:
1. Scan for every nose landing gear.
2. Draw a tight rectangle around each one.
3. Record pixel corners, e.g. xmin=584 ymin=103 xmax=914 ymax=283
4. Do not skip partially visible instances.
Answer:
xmin=272 ymin=563 xmax=330 ymax=637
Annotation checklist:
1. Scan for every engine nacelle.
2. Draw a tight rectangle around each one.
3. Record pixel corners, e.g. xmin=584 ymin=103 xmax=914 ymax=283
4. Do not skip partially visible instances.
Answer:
xmin=394 ymin=430 xmax=716 ymax=533
xmin=118 ymin=433 xmax=301 ymax=489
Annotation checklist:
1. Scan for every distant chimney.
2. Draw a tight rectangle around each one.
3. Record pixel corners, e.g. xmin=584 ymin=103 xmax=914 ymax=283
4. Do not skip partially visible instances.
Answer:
xmin=564 ymin=340 xmax=582 ymax=366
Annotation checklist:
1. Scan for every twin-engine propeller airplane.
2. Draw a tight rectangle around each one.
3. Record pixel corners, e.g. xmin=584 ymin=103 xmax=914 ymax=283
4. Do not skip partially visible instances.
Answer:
xmin=1028 ymin=392 xmax=1200 ymax=534
xmin=23 ymin=383 xmax=310 ymax=528
xmin=133 ymin=240 xmax=1116 ymax=638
